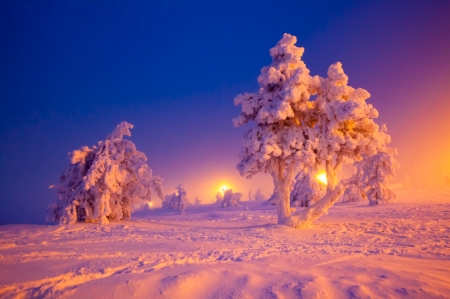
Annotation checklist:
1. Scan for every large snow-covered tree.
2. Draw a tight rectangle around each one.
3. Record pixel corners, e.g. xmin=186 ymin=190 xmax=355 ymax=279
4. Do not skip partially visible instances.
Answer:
xmin=47 ymin=122 xmax=164 ymax=224
xmin=233 ymin=34 xmax=393 ymax=228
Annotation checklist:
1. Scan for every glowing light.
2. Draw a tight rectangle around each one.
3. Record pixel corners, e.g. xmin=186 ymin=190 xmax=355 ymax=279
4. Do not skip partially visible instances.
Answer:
xmin=147 ymin=202 xmax=153 ymax=208
xmin=316 ymin=172 xmax=328 ymax=185
xmin=219 ymin=184 xmax=230 ymax=193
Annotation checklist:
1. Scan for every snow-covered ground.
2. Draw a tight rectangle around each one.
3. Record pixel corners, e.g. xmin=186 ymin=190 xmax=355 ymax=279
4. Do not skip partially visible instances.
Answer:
xmin=1 ymin=188 xmax=450 ymax=299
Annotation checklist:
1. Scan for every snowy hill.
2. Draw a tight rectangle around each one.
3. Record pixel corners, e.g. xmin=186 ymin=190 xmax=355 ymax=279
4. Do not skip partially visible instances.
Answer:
xmin=1 ymin=188 xmax=450 ymax=298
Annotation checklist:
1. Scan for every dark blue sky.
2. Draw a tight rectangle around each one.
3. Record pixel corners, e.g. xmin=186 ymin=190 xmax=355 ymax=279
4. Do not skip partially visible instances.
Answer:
xmin=1 ymin=0 xmax=450 ymax=224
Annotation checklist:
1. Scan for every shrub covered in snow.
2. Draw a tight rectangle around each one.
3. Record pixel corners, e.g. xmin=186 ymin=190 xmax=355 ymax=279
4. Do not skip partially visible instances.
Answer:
xmin=342 ymin=182 xmax=367 ymax=203
xmin=47 ymin=122 xmax=164 ymax=224
xmin=233 ymin=33 xmax=395 ymax=227
xmin=357 ymin=149 xmax=400 ymax=205
xmin=163 ymin=184 xmax=188 ymax=214
xmin=221 ymin=189 xmax=243 ymax=207
xmin=342 ymin=149 xmax=399 ymax=204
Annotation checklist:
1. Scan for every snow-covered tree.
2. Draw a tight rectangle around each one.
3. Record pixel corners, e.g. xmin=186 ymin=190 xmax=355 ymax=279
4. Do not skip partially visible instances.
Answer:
xmin=221 ymin=189 xmax=243 ymax=207
xmin=162 ymin=184 xmax=188 ymax=214
xmin=248 ymin=190 xmax=253 ymax=201
xmin=47 ymin=122 xmax=164 ymax=224
xmin=342 ymin=179 xmax=366 ymax=203
xmin=290 ymin=172 xmax=324 ymax=207
xmin=194 ymin=196 xmax=202 ymax=205
xmin=254 ymin=188 xmax=265 ymax=201
xmin=233 ymin=34 xmax=393 ymax=228
xmin=357 ymin=149 xmax=400 ymax=205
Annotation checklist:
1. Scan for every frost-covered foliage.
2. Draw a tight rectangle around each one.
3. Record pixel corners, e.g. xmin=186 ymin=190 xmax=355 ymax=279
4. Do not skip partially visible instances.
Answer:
xmin=357 ymin=149 xmax=400 ymax=205
xmin=233 ymin=33 xmax=394 ymax=227
xmin=342 ymin=182 xmax=367 ymax=203
xmin=342 ymin=164 xmax=366 ymax=203
xmin=47 ymin=122 xmax=164 ymax=224
xmin=221 ymin=189 xmax=243 ymax=208
xmin=163 ymin=184 xmax=188 ymax=214
xmin=290 ymin=172 xmax=324 ymax=207
xmin=342 ymin=149 xmax=399 ymax=204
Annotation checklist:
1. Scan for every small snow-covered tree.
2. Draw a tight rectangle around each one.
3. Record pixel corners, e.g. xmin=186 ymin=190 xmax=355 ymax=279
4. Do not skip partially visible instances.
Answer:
xmin=233 ymin=34 xmax=393 ymax=228
xmin=221 ymin=189 xmax=243 ymax=207
xmin=254 ymin=188 xmax=265 ymax=201
xmin=163 ymin=184 xmax=188 ymax=214
xmin=248 ymin=190 xmax=253 ymax=201
xmin=342 ymin=179 xmax=366 ymax=203
xmin=341 ymin=164 xmax=366 ymax=203
xmin=194 ymin=196 xmax=202 ymax=205
xmin=357 ymin=149 xmax=400 ymax=205
xmin=290 ymin=172 xmax=324 ymax=207
xmin=47 ymin=122 xmax=164 ymax=224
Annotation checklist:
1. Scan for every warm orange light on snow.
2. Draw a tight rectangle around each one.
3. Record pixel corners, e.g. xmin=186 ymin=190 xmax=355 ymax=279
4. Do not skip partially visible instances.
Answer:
xmin=316 ymin=172 xmax=328 ymax=185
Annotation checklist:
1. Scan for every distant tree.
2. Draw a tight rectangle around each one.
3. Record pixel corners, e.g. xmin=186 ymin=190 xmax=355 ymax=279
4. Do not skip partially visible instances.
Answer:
xmin=254 ymin=188 xmax=265 ymax=201
xmin=47 ymin=122 xmax=164 ymax=224
xmin=221 ymin=189 xmax=243 ymax=207
xmin=248 ymin=189 xmax=253 ymax=201
xmin=194 ymin=196 xmax=202 ymax=205
xmin=233 ymin=34 xmax=393 ymax=228
xmin=163 ymin=184 xmax=188 ymax=214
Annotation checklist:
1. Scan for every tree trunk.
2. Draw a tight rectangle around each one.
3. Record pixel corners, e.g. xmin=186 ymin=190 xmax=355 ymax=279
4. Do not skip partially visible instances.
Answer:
xmin=289 ymin=185 xmax=344 ymax=228
xmin=326 ymin=156 xmax=343 ymax=193
xmin=271 ymin=161 xmax=294 ymax=225
xmin=271 ymin=159 xmax=344 ymax=229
